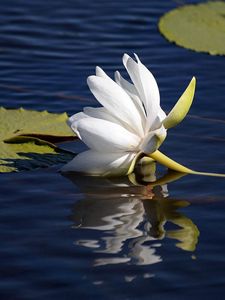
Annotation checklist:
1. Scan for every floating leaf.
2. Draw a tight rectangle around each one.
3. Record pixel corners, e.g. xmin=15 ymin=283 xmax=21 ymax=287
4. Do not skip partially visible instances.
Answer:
xmin=0 ymin=108 xmax=76 ymax=173
xmin=158 ymin=1 xmax=225 ymax=55
xmin=0 ymin=107 xmax=75 ymax=142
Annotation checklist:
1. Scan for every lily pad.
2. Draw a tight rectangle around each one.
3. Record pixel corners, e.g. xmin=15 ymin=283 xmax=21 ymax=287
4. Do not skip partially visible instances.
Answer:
xmin=158 ymin=1 xmax=225 ymax=55
xmin=0 ymin=108 xmax=76 ymax=173
xmin=0 ymin=107 xmax=75 ymax=142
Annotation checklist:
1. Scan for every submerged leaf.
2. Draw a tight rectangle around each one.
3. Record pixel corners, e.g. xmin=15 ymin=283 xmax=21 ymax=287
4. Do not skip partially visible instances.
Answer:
xmin=158 ymin=1 xmax=225 ymax=56
xmin=163 ymin=77 xmax=196 ymax=129
xmin=0 ymin=108 xmax=76 ymax=173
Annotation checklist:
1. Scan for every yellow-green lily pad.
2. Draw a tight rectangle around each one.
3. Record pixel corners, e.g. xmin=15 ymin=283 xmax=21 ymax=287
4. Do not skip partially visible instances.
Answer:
xmin=158 ymin=1 xmax=225 ymax=56
xmin=0 ymin=107 xmax=76 ymax=173
xmin=0 ymin=107 xmax=74 ymax=142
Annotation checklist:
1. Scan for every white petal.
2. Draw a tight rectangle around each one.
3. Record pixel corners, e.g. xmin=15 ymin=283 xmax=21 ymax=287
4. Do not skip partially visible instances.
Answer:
xmin=134 ymin=53 xmax=160 ymax=110
xmin=133 ymin=54 xmax=166 ymax=128
xmin=61 ymin=150 xmax=136 ymax=176
xmin=150 ymin=111 xmax=167 ymax=131
xmin=83 ymin=106 xmax=123 ymax=125
xmin=115 ymin=71 xmax=146 ymax=119
xmin=68 ymin=112 xmax=88 ymax=138
xmin=158 ymin=109 xmax=167 ymax=122
xmin=96 ymin=66 xmax=108 ymax=78
xmin=68 ymin=106 xmax=126 ymax=137
xmin=140 ymin=125 xmax=167 ymax=154
xmin=123 ymin=54 xmax=162 ymax=131
xmin=87 ymin=75 xmax=145 ymax=137
xmin=73 ymin=117 xmax=141 ymax=152
xmin=68 ymin=112 xmax=87 ymax=126
xmin=115 ymin=70 xmax=138 ymax=97
xmin=139 ymin=133 xmax=158 ymax=154
xmin=122 ymin=53 xmax=130 ymax=69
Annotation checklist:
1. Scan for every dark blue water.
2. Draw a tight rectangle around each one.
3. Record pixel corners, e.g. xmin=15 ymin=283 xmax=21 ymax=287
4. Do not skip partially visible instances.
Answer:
xmin=1 ymin=0 xmax=225 ymax=299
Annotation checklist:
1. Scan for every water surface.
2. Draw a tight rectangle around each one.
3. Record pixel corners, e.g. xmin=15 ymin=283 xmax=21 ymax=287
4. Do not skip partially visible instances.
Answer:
xmin=0 ymin=0 xmax=225 ymax=299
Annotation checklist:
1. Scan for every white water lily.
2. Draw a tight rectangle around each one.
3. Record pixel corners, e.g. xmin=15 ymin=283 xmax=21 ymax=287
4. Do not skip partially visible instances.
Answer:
xmin=62 ymin=54 xmax=200 ymax=177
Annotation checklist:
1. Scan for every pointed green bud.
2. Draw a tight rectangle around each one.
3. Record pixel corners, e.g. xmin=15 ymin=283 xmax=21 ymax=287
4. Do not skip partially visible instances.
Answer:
xmin=163 ymin=77 xmax=196 ymax=129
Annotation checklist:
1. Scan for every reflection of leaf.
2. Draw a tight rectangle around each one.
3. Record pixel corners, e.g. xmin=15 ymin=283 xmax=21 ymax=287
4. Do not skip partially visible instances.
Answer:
xmin=143 ymin=198 xmax=188 ymax=234
xmin=0 ymin=107 xmax=76 ymax=172
xmin=143 ymin=197 xmax=199 ymax=252
xmin=159 ymin=1 xmax=225 ymax=55
xmin=166 ymin=216 xmax=200 ymax=252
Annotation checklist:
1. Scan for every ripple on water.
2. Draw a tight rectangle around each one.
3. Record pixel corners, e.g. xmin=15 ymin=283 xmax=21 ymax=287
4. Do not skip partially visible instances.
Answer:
xmin=0 ymin=0 xmax=225 ymax=299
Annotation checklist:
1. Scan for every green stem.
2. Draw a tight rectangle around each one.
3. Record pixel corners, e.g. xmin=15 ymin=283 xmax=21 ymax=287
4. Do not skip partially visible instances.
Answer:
xmin=149 ymin=150 xmax=225 ymax=178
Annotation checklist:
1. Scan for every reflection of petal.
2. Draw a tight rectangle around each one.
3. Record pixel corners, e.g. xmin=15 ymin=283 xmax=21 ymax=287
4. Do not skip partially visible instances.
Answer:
xmin=66 ymin=168 xmax=200 ymax=269
xmin=124 ymin=275 xmax=137 ymax=282
xmin=129 ymin=235 xmax=162 ymax=265
xmin=97 ymin=199 xmax=144 ymax=254
xmin=76 ymin=239 xmax=100 ymax=249
xmin=94 ymin=257 xmax=130 ymax=267
xmin=102 ymin=200 xmax=143 ymax=230
xmin=71 ymin=197 xmax=144 ymax=232
xmin=161 ymin=185 xmax=169 ymax=198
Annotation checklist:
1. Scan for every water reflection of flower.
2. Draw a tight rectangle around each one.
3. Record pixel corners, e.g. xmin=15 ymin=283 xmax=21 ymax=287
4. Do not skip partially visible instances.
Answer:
xmin=66 ymin=162 xmax=199 ymax=268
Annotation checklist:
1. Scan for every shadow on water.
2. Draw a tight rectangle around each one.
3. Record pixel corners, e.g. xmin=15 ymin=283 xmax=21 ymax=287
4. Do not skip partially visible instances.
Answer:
xmin=0 ymin=150 xmax=74 ymax=171
xmin=64 ymin=162 xmax=199 ymax=268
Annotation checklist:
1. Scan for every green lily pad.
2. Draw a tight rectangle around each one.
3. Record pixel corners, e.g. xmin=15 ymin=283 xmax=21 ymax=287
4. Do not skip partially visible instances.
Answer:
xmin=158 ymin=1 xmax=225 ymax=56
xmin=0 ymin=107 xmax=74 ymax=142
xmin=0 ymin=107 xmax=76 ymax=173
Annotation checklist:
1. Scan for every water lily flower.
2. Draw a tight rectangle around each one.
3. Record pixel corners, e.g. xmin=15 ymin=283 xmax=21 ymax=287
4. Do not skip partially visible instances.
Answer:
xmin=62 ymin=54 xmax=224 ymax=178
xmin=63 ymin=54 xmax=169 ymax=176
